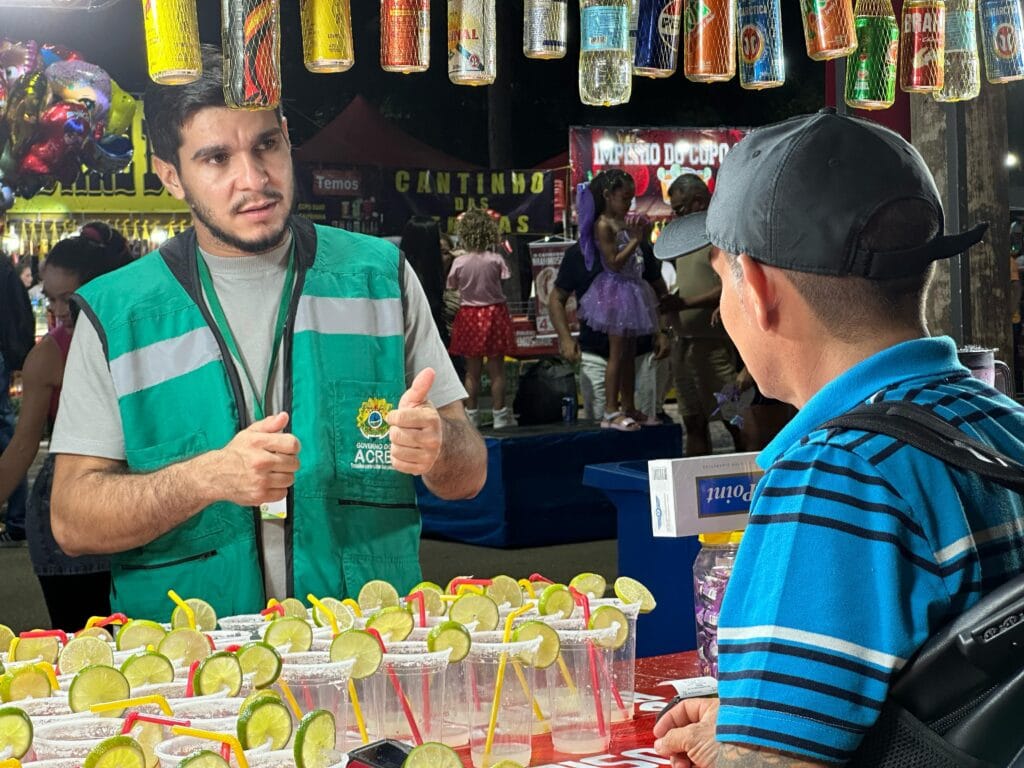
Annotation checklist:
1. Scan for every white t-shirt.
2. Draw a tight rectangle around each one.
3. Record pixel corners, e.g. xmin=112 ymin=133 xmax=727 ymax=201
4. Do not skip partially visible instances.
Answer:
xmin=51 ymin=234 xmax=467 ymax=600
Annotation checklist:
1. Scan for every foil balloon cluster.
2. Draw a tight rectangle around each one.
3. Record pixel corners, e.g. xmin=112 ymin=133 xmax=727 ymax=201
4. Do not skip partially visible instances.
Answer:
xmin=0 ymin=39 xmax=137 ymax=212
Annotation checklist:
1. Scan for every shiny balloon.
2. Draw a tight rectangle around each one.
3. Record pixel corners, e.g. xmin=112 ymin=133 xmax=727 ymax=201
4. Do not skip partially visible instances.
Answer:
xmin=105 ymin=79 xmax=136 ymax=137
xmin=46 ymin=60 xmax=111 ymax=133
xmin=18 ymin=100 xmax=92 ymax=191
xmin=84 ymin=134 xmax=133 ymax=173
xmin=5 ymin=70 xmax=49 ymax=156
xmin=0 ymin=40 xmax=41 ymax=86
xmin=39 ymin=43 xmax=83 ymax=67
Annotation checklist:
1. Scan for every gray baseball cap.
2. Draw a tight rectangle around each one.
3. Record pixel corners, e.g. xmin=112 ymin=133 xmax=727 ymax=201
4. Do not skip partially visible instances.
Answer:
xmin=653 ymin=108 xmax=987 ymax=278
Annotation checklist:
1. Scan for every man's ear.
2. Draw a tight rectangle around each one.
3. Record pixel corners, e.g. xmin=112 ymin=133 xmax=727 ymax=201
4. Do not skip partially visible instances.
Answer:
xmin=738 ymin=254 xmax=780 ymax=333
xmin=153 ymin=155 xmax=186 ymax=201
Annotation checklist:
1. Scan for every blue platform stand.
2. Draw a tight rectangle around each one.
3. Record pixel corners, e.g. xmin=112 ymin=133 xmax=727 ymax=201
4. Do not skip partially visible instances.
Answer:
xmin=583 ymin=460 xmax=701 ymax=659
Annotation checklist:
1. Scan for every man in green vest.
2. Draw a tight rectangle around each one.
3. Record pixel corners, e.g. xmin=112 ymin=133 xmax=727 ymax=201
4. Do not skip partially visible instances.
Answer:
xmin=48 ymin=46 xmax=487 ymax=622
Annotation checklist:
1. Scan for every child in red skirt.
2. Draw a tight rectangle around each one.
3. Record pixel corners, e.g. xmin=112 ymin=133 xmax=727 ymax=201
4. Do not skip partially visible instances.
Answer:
xmin=447 ymin=209 xmax=517 ymax=429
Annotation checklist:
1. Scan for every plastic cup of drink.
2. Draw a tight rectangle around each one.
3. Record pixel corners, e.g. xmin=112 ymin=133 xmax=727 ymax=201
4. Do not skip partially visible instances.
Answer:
xmin=154 ymin=736 xmax=270 ymax=768
xmin=464 ymin=636 xmax=541 ymax=768
xmin=13 ymin=694 xmax=75 ymax=726
xmin=205 ymin=631 xmax=254 ymax=649
xmin=277 ymin=657 xmax=355 ymax=744
xmin=244 ymin=749 xmax=348 ymax=768
xmin=364 ymin=642 xmax=450 ymax=747
xmin=132 ymin=681 xmax=191 ymax=700
xmin=547 ymin=627 xmax=615 ymax=755
xmin=590 ymin=598 xmax=641 ymax=721
xmin=217 ymin=614 xmax=265 ymax=635
xmin=166 ymin=697 xmax=246 ymax=725
xmin=33 ymin=718 xmax=124 ymax=760
xmin=19 ymin=758 xmax=84 ymax=768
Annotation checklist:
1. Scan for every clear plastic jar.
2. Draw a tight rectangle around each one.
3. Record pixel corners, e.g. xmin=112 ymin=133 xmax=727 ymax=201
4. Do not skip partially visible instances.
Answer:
xmin=692 ymin=531 xmax=744 ymax=677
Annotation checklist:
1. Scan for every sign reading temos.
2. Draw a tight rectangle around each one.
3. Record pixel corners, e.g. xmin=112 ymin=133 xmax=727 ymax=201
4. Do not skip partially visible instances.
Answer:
xmin=313 ymin=169 xmax=363 ymax=196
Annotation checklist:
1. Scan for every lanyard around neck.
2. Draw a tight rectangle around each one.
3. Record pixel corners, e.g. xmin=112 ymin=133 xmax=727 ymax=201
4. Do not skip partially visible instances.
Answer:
xmin=196 ymin=244 xmax=296 ymax=421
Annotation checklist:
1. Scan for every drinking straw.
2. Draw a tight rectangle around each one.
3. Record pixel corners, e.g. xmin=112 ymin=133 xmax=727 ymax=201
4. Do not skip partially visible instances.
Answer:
xmin=483 ymin=603 xmax=536 ymax=758
xmin=365 ymin=628 xmax=422 ymax=746
xmin=15 ymin=629 xmax=67 ymax=666
xmin=84 ymin=614 xmax=128 ymax=630
xmin=121 ymin=712 xmax=190 ymax=735
xmin=503 ymin=605 xmax=545 ymax=723
xmin=260 ymin=602 xmax=285 ymax=620
xmin=341 ymin=598 xmax=362 ymax=618
xmin=517 ymin=579 xmax=536 ymax=599
xmin=220 ymin=744 xmax=232 ymax=763
xmin=184 ymin=661 xmax=200 ymax=698
xmin=528 ymin=573 xmax=554 ymax=585
xmin=449 ymin=578 xmax=491 ymax=595
xmin=0 ymin=758 xmax=20 ymax=768
xmin=32 ymin=662 xmax=58 ymax=691
xmin=94 ymin=695 xmax=173 ymax=717
xmin=306 ymin=594 xmax=339 ymax=636
xmin=406 ymin=591 xmax=427 ymax=628
xmin=275 ymin=678 xmax=303 ymax=720
xmin=167 ymin=590 xmax=195 ymax=630
xmin=170 ymin=726 xmax=248 ymax=768
xmin=348 ymin=680 xmax=369 ymax=745
xmin=568 ymin=588 xmax=607 ymax=738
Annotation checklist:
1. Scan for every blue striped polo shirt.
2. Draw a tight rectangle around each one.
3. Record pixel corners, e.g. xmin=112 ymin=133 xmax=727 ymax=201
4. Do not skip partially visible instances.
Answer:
xmin=715 ymin=336 xmax=1024 ymax=764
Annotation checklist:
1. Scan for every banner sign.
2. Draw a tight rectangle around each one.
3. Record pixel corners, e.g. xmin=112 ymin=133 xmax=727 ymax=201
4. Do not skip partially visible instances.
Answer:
xmin=529 ymin=239 xmax=577 ymax=335
xmin=381 ymin=169 xmax=556 ymax=235
xmin=569 ymin=126 xmax=746 ymax=219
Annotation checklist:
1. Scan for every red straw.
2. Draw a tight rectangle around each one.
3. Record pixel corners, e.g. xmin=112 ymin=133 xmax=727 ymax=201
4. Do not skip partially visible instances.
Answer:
xmin=220 ymin=743 xmax=231 ymax=762
xmin=449 ymin=578 xmax=491 ymax=595
xmin=569 ymin=587 xmax=592 ymax=624
xmin=260 ymin=605 xmax=285 ymax=618
xmin=184 ymin=661 xmax=200 ymax=698
xmin=20 ymin=629 xmax=68 ymax=647
xmin=366 ymin=628 xmax=423 ymax=746
xmin=93 ymin=614 xmax=129 ymax=629
xmin=406 ymin=591 xmax=427 ymax=628
xmin=468 ymin=660 xmax=482 ymax=712
xmin=528 ymin=573 xmax=554 ymax=585
xmin=569 ymin=587 xmax=611 ymax=736
xmin=224 ymin=645 xmax=242 ymax=654
xmin=121 ymin=713 xmax=191 ymax=735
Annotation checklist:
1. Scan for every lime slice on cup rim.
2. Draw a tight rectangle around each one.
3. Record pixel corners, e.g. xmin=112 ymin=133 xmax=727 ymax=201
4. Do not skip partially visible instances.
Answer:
xmin=293 ymin=709 xmax=337 ymax=768
xmin=157 ymin=628 xmax=211 ymax=666
xmin=613 ymin=576 xmax=657 ymax=613
xmin=425 ymin=621 xmax=472 ymax=663
xmin=449 ymin=593 xmax=500 ymax=631
xmin=120 ymin=651 xmax=175 ymax=687
xmin=236 ymin=641 xmax=282 ymax=689
xmin=171 ymin=598 xmax=218 ymax=632
xmin=512 ymin=620 xmax=561 ymax=669
xmin=262 ymin=616 xmax=313 ymax=654
xmin=115 ymin=620 xmax=167 ymax=652
xmin=537 ymin=583 xmax=575 ymax=619
xmin=357 ymin=580 xmax=400 ymax=613
xmin=486 ymin=575 xmax=524 ymax=609
xmin=328 ymin=630 xmax=382 ymax=679
xmin=0 ymin=666 xmax=52 ymax=702
xmin=365 ymin=606 xmax=415 ymax=643
xmin=83 ymin=735 xmax=146 ymax=768
xmin=237 ymin=694 xmax=293 ymax=750
xmin=177 ymin=750 xmax=230 ymax=768
xmin=569 ymin=572 xmax=608 ymax=599
xmin=401 ymin=742 xmax=463 ymax=768
xmin=194 ymin=651 xmax=243 ymax=697
xmin=60 ymin=636 xmax=114 ymax=675
xmin=588 ymin=605 xmax=629 ymax=650
xmin=68 ymin=664 xmax=131 ymax=716
xmin=0 ymin=706 xmax=33 ymax=759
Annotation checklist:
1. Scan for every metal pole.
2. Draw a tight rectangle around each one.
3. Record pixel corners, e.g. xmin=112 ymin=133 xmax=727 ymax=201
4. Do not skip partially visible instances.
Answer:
xmin=834 ymin=59 xmax=849 ymax=116
xmin=945 ymin=101 xmax=972 ymax=345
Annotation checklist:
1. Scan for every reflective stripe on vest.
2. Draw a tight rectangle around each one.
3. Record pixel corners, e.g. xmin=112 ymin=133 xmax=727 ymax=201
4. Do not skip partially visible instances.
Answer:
xmin=108 ymin=326 xmax=222 ymax=396
xmin=294 ymin=296 xmax=403 ymax=337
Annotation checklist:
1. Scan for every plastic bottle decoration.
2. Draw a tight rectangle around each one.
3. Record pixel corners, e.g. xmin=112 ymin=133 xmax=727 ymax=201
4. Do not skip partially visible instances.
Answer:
xmin=382 ymin=0 xmax=431 ymax=72
xmin=300 ymin=0 xmax=355 ymax=73
xmin=579 ymin=0 xmax=633 ymax=104
xmin=737 ymin=0 xmax=786 ymax=88
xmin=524 ymin=0 xmax=569 ymax=59
xmin=683 ymin=0 xmax=737 ymax=81
xmin=845 ymin=0 xmax=900 ymax=108
xmin=934 ymin=0 xmax=981 ymax=100
xmin=221 ymin=0 xmax=282 ymax=110
xmin=799 ymin=0 xmax=858 ymax=59
xmin=633 ymin=0 xmax=683 ymax=77
xmin=141 ymin=0 xmax=201 ymax=85
xmin=448 ymin=0 xmax=497 ymax=85
xmin=900 ymin=0 xmax=946 ymax=91
xmin=978 ymin=0 xmax=1024 ymax=82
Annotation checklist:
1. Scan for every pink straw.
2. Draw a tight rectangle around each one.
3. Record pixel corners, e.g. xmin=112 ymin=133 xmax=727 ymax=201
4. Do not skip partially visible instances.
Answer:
xmin=366 ymin=628 xmax=423 ymax=746
xmin=528 ymin=572 xmax=554 ymax=585
xmin=184 ymin=661 xmax=200 ymax=698
xmin=94 ymin=613 xmax=128 ymax=629
xmin=569 ymin=588 xmax=609 ymax=736
xmin=406 ymin=591 xmax=427 ymax=628
xmin=21 ymin=629 xmax=68 ymax=646
xmin=448 ymin=578 xmax=491 ymax=594
xmin=121 ymin=713 xmax=191 ymax=735
xmin=260 ymin=605 xmax=285 ymax=619
xmin=220 ymin=743 xmax=231 ymax=762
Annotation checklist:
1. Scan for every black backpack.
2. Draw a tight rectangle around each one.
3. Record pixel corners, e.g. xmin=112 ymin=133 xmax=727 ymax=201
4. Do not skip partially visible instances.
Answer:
xmin=513 ymin=358 xmax=577 ymax=425
xmin=821 ymin=401 xmax=1024 ymax=768
xmin=0 ymin=259 xmax=34 ymax=372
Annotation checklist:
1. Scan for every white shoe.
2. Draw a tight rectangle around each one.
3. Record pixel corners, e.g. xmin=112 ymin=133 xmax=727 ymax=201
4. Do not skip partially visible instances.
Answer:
xmin=465 ymin=408 xmax=479 ymax=427
xmin=492 ymin=407 xmax=517 ymax=429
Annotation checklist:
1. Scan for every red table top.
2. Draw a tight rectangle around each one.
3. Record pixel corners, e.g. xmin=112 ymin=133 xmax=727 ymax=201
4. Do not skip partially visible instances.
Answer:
xmin=456 ymin=651 xmax=699 ymax=767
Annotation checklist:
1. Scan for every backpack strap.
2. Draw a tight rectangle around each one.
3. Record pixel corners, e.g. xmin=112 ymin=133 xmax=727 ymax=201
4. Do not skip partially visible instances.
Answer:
xmin=821 ymin=402 xmax=1024 ymax=494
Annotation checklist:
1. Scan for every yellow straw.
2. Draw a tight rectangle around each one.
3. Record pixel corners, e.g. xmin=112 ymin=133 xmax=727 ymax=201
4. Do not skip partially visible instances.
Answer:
xmin=484 ymin=605 xmax=534 ymax=757
xmin=341 ymin=598 xmax=362 ymax=618
xmin=92 ymin=695 xmax=172 ymax=716
xmin=83 ymin=616 xmax=105 ymax=630
xmin=306 ymin=594 xmax=339 ymax=636
xmin=7 ymin=639 xmax=17 ymax=659
xmin=518 ymin=579 xmax=537 ymax=599
xmin=456 ymin=584 xmax=485 ymax=596
xmin=33 ymin=662 xmax=58 ymax=690
xmin=347 ymin=679 xmax=369 ymax=744
xmin=167 ymin=590 xmax=195 ymax=630
xmin=276 ymin=678 xmax=303 ymax=720
xmin=556 ymin=654 xmax=578 ymax=695
xmin=0 ymin=758 xmax=21 ymax=768
xmin=171 ymin=726 xmax=248 ymax=768
xmin=513 ymin=660 xmax=545 ymax=722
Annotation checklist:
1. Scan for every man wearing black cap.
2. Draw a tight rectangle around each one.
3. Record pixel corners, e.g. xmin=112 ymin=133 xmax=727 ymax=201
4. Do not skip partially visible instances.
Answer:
xmin=651 ymin=110 xmax=1024 ymax=766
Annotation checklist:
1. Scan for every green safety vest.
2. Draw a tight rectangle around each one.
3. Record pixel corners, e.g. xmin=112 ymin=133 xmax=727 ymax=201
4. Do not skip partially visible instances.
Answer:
xmin=73 ymin=217 xmax=422 ymax=621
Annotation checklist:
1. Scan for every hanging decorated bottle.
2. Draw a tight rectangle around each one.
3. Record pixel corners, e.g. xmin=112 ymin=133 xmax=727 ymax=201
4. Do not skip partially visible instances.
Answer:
xmin=141 ymin=0 xmax=201 ymax=84
xmin=579 ymin=0 xmax=633 ymax=104
xmin=222 ymin=0 xmax=282 ymax=110
xmin=524 ymin=0 xmax=569 ymax=59
xmin=300 ymin=0 xmax=354 ymax=73
xmin=382 ymin=0 xmax=431 ymax=72
xmin=934 ymin=0 xmax=981 ymax=100
xmin=633 ymin=0 xmax=683 ymax=77
xmin=628 ymin=0 xmax=642 ymax=57
xmin=900 ymin=0 xmax=946 ymax=91
xmin=979 ymin=0 xmax=1024 ymax=82
xmin=845 ymin=0 xmax=899 ymax=108
xmin=683 ymin=0 xmax=736 ymax=81
xmin=448 ymin=0 xmax=497 ymax=85
xmin=737 ymin=0 xmax=785 ymax=88
xmin=799 ymin=0 xmax=858 ymax=59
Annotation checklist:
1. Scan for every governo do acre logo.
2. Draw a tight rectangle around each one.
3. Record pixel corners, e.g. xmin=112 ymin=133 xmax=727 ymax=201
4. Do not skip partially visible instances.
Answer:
xmin=357 ymin=397 xmax=393 ymax=439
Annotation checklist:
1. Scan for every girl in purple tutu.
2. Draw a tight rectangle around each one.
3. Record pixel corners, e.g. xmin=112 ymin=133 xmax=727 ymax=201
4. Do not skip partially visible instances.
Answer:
xmin=578 ymin=170 xmax=659 ymax=431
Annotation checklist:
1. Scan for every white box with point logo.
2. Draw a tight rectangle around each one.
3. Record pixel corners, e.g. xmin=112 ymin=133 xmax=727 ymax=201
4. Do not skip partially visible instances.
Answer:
xmin=648 ymin=453 xmax=762 ymax=537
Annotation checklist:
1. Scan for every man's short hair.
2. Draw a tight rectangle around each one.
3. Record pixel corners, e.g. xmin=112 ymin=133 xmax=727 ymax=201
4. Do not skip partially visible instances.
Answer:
xmin=144 ymin=44 xmax=282 ymax=165
xmin=667 ymin=173 xmax=710 ymax=204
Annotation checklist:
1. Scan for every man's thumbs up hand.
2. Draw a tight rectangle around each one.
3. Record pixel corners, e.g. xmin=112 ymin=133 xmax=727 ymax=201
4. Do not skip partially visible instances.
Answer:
xmin=387 ymin=368 xmax=443 ymax=476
